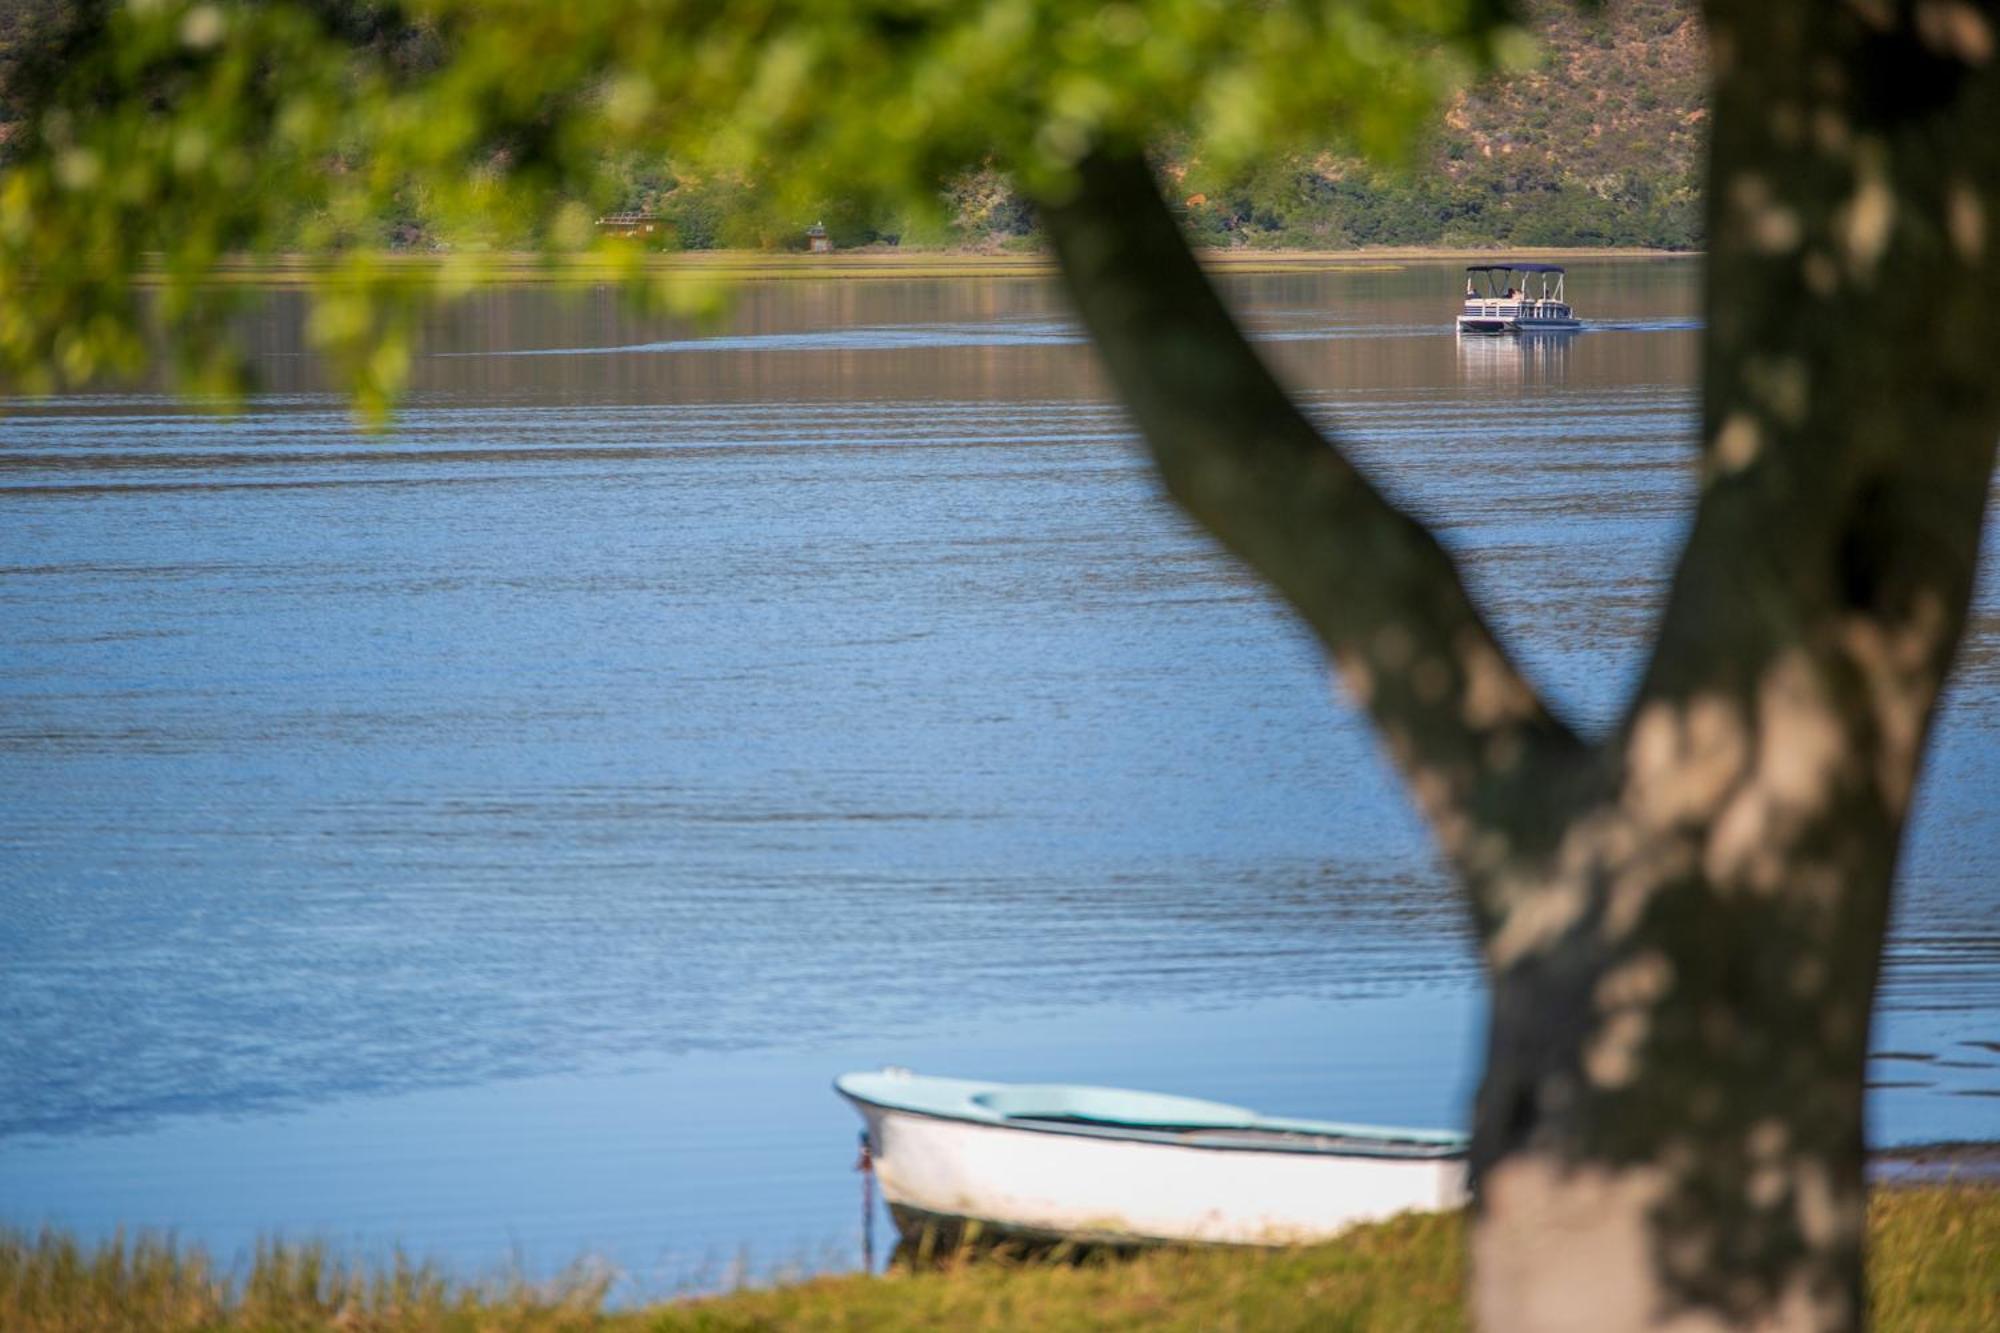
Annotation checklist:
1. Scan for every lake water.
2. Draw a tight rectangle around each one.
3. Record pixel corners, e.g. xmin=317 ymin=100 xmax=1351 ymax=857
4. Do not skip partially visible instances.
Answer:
xmin=2 ymin=260 xmax=1996 ymax=1297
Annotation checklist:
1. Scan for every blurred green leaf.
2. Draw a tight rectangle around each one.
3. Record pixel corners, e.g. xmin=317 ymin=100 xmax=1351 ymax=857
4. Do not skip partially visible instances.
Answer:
xmin=0 ymin=0 xmax=1526 ymax=413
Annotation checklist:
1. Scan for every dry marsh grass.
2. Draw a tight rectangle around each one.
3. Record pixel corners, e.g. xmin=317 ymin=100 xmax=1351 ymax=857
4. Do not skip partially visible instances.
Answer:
xmin=146 ymin=247 xmax=1688 ymax=289
xmin=3 ymin=1187 xmax=1990 ymax=1332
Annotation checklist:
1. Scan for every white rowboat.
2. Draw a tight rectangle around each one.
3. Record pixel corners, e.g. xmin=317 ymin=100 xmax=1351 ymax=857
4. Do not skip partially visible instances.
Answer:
xmin=835 ymin=1069 xmax=1468 ymax=1248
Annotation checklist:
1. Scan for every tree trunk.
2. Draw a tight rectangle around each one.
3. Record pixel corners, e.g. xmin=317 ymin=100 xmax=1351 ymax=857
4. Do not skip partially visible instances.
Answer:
xmin=1473 ymin=5 xmax=2000 ymax=1328
xmin=1035 ymin=3 xmax=2000 ymax=1328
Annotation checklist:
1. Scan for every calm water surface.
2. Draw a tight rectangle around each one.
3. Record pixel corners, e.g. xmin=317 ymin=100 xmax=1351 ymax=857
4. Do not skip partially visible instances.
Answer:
xmin=3 ymin=260 xmax=1996 ymax=1294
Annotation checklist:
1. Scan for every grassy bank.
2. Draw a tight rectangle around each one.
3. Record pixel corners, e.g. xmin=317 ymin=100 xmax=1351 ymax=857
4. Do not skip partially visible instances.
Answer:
xmin=4 ymin=1187 xmax=1991 ymax=1333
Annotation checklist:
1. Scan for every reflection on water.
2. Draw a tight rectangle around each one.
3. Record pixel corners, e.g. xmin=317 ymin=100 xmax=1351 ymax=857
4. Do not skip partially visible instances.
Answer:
xmin=1455 ymin=330 xmax=1574 ymax=387
xmin=2 ymin=259 xmax=1995 ymax=1287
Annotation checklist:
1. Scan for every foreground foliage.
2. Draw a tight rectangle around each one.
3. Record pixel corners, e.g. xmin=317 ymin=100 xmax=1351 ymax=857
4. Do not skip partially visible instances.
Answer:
xmin=2 ymin=1188 xmax=1992 ymax=1333
xmin=0 ymin=0 xmax=1516 ymax=410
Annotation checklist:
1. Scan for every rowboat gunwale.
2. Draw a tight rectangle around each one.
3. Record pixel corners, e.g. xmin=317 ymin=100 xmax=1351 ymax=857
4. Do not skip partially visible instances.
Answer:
xmin=834 ymin=1070 xmax=1468 ymax=1161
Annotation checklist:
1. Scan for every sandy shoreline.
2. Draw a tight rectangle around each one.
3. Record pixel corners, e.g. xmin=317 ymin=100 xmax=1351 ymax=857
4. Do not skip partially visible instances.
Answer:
xmin=1871 ymin=1141 xmax=2000 ymax=1186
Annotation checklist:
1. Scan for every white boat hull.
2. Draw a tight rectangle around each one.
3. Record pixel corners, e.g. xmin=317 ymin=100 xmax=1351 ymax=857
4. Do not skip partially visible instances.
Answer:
xmin=851 ymin=1101 xmax=1469 ymax=1247
xmin=1457 ymin=314 xmax=1583 ymax=335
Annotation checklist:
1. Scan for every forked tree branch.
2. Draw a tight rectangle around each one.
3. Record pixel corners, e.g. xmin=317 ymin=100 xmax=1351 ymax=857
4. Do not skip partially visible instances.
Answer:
xmin=1036 ymin=152 xmax=1589 ymax=924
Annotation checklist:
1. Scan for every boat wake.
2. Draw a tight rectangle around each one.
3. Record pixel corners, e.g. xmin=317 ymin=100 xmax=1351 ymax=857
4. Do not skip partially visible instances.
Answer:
xmin=437 ymin=319 xmax=1443 ymax=359
xmin=1586 ymin=318 xmax=1706 ymax=333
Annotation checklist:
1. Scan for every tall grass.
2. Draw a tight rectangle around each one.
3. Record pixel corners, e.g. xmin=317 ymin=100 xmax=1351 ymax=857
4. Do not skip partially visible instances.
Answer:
xmin=1866 ymin=1187 xmax=2000 ymax=1332
xmin=0 ymin=1230 xmax=607 ymax=1333
xmin=3 ymin=1187 xmax=1991 ymax=1332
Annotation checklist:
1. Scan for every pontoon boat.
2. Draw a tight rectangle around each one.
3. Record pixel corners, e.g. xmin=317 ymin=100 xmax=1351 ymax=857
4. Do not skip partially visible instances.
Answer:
xmin=1457 ymin=263 xmax=1583 ymax=334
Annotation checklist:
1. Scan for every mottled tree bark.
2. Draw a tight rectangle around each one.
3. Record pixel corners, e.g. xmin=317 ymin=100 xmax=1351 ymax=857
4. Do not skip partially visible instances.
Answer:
xmin=1036 ymin=3 xmax=2000 ymax=1329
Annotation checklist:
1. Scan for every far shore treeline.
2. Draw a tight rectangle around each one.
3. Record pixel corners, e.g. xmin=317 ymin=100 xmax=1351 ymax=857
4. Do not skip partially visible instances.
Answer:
xmin=0 ymin=0 xmax=1704 ymax=254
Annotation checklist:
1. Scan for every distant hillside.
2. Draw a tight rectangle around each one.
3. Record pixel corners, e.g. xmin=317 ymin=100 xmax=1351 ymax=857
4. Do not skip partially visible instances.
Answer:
xmin=1452 ymin=0 xmax=1705 ymax=197
xmin=2 ymin=0 xmax=1707 ymax=252
xmin=621 ymin=1 xmax=1709 ymax=253
xmin=1160 ymin=0 xmax=1706 ymax=251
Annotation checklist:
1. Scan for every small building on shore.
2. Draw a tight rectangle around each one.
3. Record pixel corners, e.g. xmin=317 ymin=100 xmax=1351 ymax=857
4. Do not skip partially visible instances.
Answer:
xmin=806 ymin=221 xmax=832 ymax=253
xmin=596 ymin=212 xmax=662 ymax=239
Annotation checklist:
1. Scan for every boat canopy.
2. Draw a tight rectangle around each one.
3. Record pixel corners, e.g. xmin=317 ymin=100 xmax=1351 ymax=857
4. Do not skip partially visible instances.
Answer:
xmin=1463 ymin=262 xmax=1573 ymax=310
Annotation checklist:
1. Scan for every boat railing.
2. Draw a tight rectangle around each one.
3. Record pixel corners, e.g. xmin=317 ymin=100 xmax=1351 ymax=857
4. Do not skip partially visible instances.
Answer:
xmin=1464 ymin=299 xmax=1572 ymax=318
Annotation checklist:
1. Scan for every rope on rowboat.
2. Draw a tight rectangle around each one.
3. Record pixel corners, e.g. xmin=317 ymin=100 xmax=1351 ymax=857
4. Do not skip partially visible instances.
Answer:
xmin=855 ymin=1129 xmax=875 ymax=1273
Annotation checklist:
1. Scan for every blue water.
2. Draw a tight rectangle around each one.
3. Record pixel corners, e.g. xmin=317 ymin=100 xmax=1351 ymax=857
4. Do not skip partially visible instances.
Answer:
xmin=2 ymin=261 xmax=1995 ymax=1294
